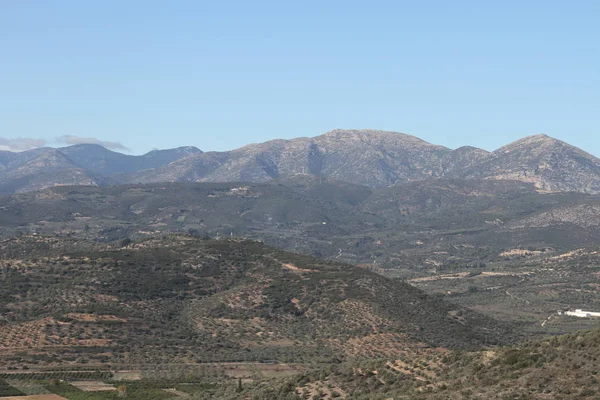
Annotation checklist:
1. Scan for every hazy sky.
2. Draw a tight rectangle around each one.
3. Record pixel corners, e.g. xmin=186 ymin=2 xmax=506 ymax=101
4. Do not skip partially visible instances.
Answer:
xmin=1 ymin=1 xmax=599 ymax=154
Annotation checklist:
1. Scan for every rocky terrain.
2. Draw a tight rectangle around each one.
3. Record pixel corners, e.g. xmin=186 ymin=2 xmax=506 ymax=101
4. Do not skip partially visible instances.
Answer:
xmin=120 ymin=130 xmax=450 ymax=187
xmin=456 ymin=134 xmax=600 ymax=193
xmin=0 ymin=144 xmax=201 ymax=194
xmin=58 ymin=144 xmax=202 ymax=176
xmin=0 ymin=149 xmax=104 ymax=196
xmin=3 ymin=130 xmax=600 ymax=194
xmin=116 ymin=130 xmax=600 ymax=193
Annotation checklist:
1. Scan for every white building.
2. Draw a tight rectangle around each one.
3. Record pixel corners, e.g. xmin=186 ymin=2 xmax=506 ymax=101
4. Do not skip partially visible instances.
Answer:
xmin=560 ymin=309 xmax=600 ymax=318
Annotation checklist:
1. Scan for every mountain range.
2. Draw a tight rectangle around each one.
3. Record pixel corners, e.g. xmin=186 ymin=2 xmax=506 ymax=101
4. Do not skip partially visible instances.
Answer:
xmin=0 ymin=144 xmax=201 ymax=195
xmin=2 ymin=130 xmax=600 ymax=194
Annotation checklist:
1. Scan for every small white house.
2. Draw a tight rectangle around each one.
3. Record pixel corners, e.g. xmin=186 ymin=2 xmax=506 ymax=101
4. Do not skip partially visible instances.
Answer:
xmin=560 ymin=309 xmax=600 ymax=318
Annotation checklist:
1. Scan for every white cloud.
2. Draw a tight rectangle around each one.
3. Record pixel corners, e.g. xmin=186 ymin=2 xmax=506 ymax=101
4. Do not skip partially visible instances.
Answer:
xmin=0 ymin=138 xmax=47 ymax=152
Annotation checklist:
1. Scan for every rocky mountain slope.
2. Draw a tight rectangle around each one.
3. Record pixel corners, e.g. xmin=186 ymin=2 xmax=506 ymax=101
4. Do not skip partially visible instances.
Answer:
xmin=3 ymin=130 xmax=600 ymax=194
xmin=0 ymin=149 xmax=104 ymax=195
xmin=116 ymin=130 xmax=600 ymax=193
xmin=0 ymin=144 xmax=201 ymax=194
xmin=59 ymin=143 xmax=202 ymax=175
xmin=120 ymin=129 xmax=450 ymax=187
xmin=454 ymin=134 xmax=600 ymax=193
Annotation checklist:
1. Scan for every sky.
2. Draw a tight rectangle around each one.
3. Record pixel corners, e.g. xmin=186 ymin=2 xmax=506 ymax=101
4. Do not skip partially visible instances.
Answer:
xmin=1 ymin=1 xmax=599 ymax=155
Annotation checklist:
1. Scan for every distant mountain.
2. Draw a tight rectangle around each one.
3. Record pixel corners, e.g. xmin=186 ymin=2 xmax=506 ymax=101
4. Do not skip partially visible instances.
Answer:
xmin=58 ymin=143 xmax=202 ymax=175
xmin=120 ymin=129 xmax=451 ymax=186
xmin=115 ymin=130 xmax=600 ymax=194
xmin=0 ymin=151 xmax=17 ymax=169
xmin=0 ymin=144 xmax=201 ymax=194
xmin=0 ymin=149 xmax=103 ymax=195
xmin=453 ymin=134 xmax=600 ymax=193
xmin=2 ymin=130 xmax=600 ymax=194
xmin=437 ymin=145 xmax=491 ymax=176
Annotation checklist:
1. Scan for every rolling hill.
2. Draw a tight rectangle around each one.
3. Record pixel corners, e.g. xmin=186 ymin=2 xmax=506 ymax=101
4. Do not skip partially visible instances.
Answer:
xmin=0 ymin=235 xmax=516 ymax=369
xmin=2 ymin=178 xmax=598 ymax=264
xmin=230 ymin=328 xmax=600 ymax=399
xmin=4 ymin=179 xmax=600 ymax=339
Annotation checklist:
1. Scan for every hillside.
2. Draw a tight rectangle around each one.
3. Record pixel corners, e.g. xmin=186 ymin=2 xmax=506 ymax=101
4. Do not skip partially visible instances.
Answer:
xmin=2 ymin=178 xmax=598 ymax=264
xmin=220 ymin=328 xmax=600 ymax=399
xmin=5 ymin=180 xmax=600 ymax=338
xmin=4 ymin=130 xmax=600 ymax=194
xmin=4 ymin=178 xmax=600 ymax=281
xmin=455 ymin=134 xmax=600 ymax=193
xmin=0 ymin=145 xmax=201 ymax=194
xmin=0 ymin=235 xmax=515 ymax=370
xmin=124 ymin=131 xmax=600 ymax=192
xmin=59 ymin=144 xmax=202 ymax=175
xmin=0 ymin=149 xmax=104 ymax=195
xmin=119 ymin=129 xmax=451 ymax=187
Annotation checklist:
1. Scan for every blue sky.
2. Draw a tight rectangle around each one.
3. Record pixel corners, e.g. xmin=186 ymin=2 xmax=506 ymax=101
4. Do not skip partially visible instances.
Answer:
xmin=1 ymin=1 xmax=599 ymax=154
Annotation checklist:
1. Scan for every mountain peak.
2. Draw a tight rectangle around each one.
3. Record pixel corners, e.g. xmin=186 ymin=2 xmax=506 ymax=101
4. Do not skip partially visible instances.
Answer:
xmin=318 ymin=129 xmax=449 ymax=152
xmin=497 ymin=134 xmax=564 ymax=152
xmin=518 ymin=133 xmax=559 ymax=143
xmin=526 ymin=133 xmax=552 ymax=140
xmin=34 ymin=148 xmax=74 ymax=162
xmin=176 ymin=146 xmax=202 ymax=153
xmin=64 ymin=143 xmax=109 ymax=149
xmin=451 ymin=145 xmax=490 ymax=154
xmin=456 ymin=133 xmax=600 ymax=193
xmin=145 ymin=146 xmax=202 ymax=155
xmin=323 ymin=128 xmax=427 ymax=140
xmin=13 ymin=149 xmax=92 ymax=172
xmin=60 ymin=143 xmax=118 ymax=157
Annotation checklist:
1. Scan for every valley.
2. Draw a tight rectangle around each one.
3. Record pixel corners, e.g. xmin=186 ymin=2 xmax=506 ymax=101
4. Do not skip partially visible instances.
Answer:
xmin=3 ymin=177 xmax=600 ymax=337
